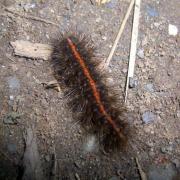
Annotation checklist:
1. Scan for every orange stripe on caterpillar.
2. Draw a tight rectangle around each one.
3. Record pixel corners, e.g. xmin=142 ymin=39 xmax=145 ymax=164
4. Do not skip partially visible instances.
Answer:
xmin=67 ymin=37 xmax=125 ymax=140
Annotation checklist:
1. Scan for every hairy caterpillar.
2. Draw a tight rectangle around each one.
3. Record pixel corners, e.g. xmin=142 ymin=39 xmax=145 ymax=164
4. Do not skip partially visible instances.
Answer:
xmin=51 ymin=32 xmax=129 ymax=150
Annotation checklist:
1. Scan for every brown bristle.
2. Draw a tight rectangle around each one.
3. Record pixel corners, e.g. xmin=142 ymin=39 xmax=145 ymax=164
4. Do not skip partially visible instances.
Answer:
xmin=51 ymin=32 xmax=130 ymax=151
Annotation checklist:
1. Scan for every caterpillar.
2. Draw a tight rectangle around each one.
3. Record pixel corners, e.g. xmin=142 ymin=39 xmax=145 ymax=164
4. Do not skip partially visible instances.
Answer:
xmin=51 ymin=32 xmax=129 ymax=151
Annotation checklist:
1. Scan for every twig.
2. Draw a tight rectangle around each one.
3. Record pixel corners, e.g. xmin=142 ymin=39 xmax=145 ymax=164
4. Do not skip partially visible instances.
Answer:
xmin=103 ymin=0 xmax=135 ymax=69
xmin=124 ymin=0 xmax=141 ymax=103
xmin=3 ymin=6 xmax=59 ymax=27
xmin=135 ymin=157 xmax=147 ymax=180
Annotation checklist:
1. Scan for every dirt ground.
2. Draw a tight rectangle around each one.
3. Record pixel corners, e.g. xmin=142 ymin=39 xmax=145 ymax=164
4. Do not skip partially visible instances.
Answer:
xmin=0 ymin=0 xmax=179 ymax=180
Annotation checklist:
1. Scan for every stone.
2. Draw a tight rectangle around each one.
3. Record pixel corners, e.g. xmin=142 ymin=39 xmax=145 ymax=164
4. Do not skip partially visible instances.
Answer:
xmin=161 ymin=144 xmax=174 ymax=154
xmin=172 ymin=159 xmax=180 ymax=168
xmin=83 ymin=135 xmax=96 ymax=152
xmin=45 ymin=155 xmax=50 ymax=162
xmin=105 ymin=0 xmax=118 ymax=9
xmin=122 ymin=68 xmax=127 ymax=74
xmin=144 ymin=83 xmax=155 ymax=93
xmin=95 ymin=17 xmax=101 ymax=23
xmin=23 ymin=3 xmax=36 ymax=12
xmin=161 ymin=147 xmax=166 ymax=154
xmin=154 ymin=22 xmax=160 ymax=28
xmin=146 ymin=6 xmax=159 ymax=17
xmin=129 ymin=77 xmax=138 ymax=88
xmin=142 ymin=111 xmax=156 ymax=124
xmin=168 ymin=24 xmax=178 ymax=36
xmin=102 ymin=36 xmax=107 ymax=41
xmin=137 ymin=49 xmax=145 ymax=59
xmin=9 ymin=95 xmax=14 ymax=100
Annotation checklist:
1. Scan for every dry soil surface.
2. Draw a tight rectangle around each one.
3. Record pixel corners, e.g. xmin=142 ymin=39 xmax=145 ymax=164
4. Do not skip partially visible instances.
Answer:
xmin=0 ymin=0 xmax=179 ymax=180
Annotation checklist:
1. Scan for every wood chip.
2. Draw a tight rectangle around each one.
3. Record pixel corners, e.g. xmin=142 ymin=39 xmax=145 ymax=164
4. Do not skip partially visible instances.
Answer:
xmin=10 ymin=40 xmax=53 ymax=60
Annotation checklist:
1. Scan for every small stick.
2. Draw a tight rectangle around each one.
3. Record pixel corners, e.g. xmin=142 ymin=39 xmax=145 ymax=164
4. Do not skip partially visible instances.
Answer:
xmin=3 ymin=6 xmax=59 ymax=27
xmin=103 ymin=0 xmax=135 ymax=69
xmin=135 ymin=157 xmax=147 ymax=180
xmin=125 ymin=0 xmax=141 ymax=103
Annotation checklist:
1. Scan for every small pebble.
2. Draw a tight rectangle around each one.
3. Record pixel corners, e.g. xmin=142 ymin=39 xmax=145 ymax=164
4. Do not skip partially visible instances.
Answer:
xmin=45 ymin=155 xmax=50 ymax=162
xmin=146 ymin=6 xmax=159 ymax=17
xmin=142 ymin=111 xmax=156 ymax=124
xmin=102 ymin=36 xmax=107 ymax=41
xmin=137 ymin=49 xmax=145 ymax=59
xmin=172 ymin=159 xmax=180 ymax=168
xmin=105 ymin=0 xmax=118 ymax=9
xmin=9 ymin=95 xmax=14 ymax=100
xmin=168 ymin=24 xmax=178 ymax=36
xmin=129 ymin=78 xmax=138 ymax=88
xmin=83 ymin=135 xmax=96 ymax=152
xmin=161 ymin=147 xmax=166 ymax=154
xmin=154 ymin=22 xmax=160 ymax=28
xmin=122 ymin=68 xmax=127 ymax=74
xmin=96 ymin=17 xmax=101 ymax=23
xmin=161 ymin=145 xmax=174 ymax=154
xmin=138 ymin=61 xmax=144 ymax=68
xmin=149 ymin=151 xmax=155 ymax=157
xmin=144 ymin=83 xmax=155 ymax=92
xmin=166 ymin=146 xmax=173 ymax=153
xmin=22 ymin=3 xmax=36 ymax=12
xmin=26 ymin=35 xmax=30 ymax=40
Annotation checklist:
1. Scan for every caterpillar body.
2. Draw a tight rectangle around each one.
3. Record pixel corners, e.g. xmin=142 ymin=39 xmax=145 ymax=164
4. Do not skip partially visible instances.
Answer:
xmin=52 ymin=33 xmax=129 ymax=150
